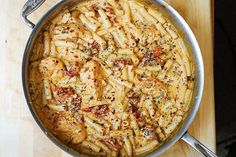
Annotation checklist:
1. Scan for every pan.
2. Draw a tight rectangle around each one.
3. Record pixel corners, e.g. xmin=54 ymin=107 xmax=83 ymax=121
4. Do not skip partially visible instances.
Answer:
xmin=21 ymin=0 xmax=218 ymax=156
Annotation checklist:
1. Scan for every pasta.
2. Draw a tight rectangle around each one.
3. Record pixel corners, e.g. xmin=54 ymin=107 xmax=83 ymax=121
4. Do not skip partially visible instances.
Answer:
xmin=81 ymin=140 xmax=102 ymax=153
xmin=28 ymin=0 xmax=194 ymax=156
xmin=43 ymin=31 xmax=50 ymax=57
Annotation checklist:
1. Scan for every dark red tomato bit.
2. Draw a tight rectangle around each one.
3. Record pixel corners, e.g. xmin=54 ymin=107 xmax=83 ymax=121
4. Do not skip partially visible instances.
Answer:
xmin=94 ymin=104 xmax=109 ymax=116
xmin=66 ymin=62 xmax=80 ymax=77
xmin=127 ymin=104 xmax=140 ymax=119
xmin=91 ymin=41 xmax=100 ymax=50
xmin=104 ymin=7 xmax=113 ymax=14
xmin=152 ymin=46 xmax=163 ymax=56
xmin=52 ymin=86 xmax=74 ymax=103
xmin=141 ymin=52 xmax=164 ymax=66
xmin=141 ymin=53 xmax=156 ymax=63
xmin=113 ymin=59 xmax=132 ymax=67
xmin=71 ymin=96 xmax=81 ymax=112
xmin=127 ymin=104 xmax=138 ymax=113
xmin=82 ymin=107 xmax=92 ymax=112
xmin=57 ymin=88 xmax=73 ymax=96
xmin=66 ymin=70 xmax=77 ymax=77
xmin=127 ymin=91 xmax=140 ymax=106
xmin=91 ymin=4 xmax=100 ymax=11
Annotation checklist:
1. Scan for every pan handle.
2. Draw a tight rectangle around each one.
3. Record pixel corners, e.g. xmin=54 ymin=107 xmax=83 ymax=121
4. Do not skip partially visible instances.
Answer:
xmin=181 ymin=132 xmax=218 ymax=157
xmin=21 ymin=0 xmax=46 ymax=29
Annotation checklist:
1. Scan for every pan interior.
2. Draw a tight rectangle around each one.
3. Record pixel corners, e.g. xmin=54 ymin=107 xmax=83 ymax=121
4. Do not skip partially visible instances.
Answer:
xmin=22 ymin=0 xmax=204 ymax=156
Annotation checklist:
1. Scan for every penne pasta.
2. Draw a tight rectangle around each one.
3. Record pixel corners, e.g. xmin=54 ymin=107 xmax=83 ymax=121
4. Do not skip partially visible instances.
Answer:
xmin=110 ymin=28 xmax=126 ymax=48
xmin=98 ymin=9 xmax=112 ymax=28
xmin=47 ymin=104 xmax=64 ymax=111
xmin=158 ymin=59 xmax=173 ymax=79
xmin=164 ymin=115 xmax=182 ymax=135
xmin=155 ymin=23 xmax=167 ymax=36
xmin=90 ymin=138 xmax=112 ymax=155
xmin=79 ymin=14 xmax=99 ymax=31
xmin=122 ymin=2 xmax=131 ymax=22
xmin=43 ymin=79 xmax=52 ymax=100
xmin=158 ymin=114 xmax=172 ymax=128
xmin=135 ymin=140 xmax=159 ymax=155
xmin=100 ymin=62 xmax=113 ymax=77
xmin=110 ymin=76 xmax=133 ymax=88
xmin=93 ymin=33 xmax=107 ymax=50
xmin=121 ymin=66 xmax=128 ymax=80
xmin=134 ymin=11 xmax=147 ymax=24
xmin=135 ymin=67 xmax=152 ymax=77
xmin=129 ymin=1 xmax=157 ymax=24
xmin=87 ymin=16 xmax=101 ymax=27
xmin=79 ymin=30 xmax=94 ymax=44
xmin=51 ymin=10 xmax=69 ymax=24
xmin=106 ymin=0 xmax=120 ymax=8
xmin=165 ymin=25 xmax=178 ymax=39
xmin=77 ymin=38 xmax=89 ymax=47
xmin=86 ymin=126 xmax=105 ymax=139
xmin=130 ymin=114 xmax=140 ymax=136
xmin=162 ymin=23 xmax=177 ymax=38
xmin=117 ymin=48 xmax=134 ymax=55
xmin=43 ymin=31 xmax=50 ymax=57
xmin=126 ymin=32 xmax=136 ymax=47
xmin=84 ymin=116 xmax=105 ymax=134
xmin=183 ymin=89 xmax=192 ymax=111
xmin=122 ymin=22 xmax=142 ymax=41
xmin=81 ymin=140 xmax=101 ymax=153
xmin=146 ymin=65 xmax=161 ymax=72
xmin=54 ymin=40 xmax=77 ymax=48
xmin=121 ymin=146 xmax=128 ymax=157
xmin=124 ymin=137 xmax=132 ymax=156
xmin=86 ymin=113 xmax=111 ymax=128
xmin=148 ymin=8 xmax=166 ymax=24
xmin=155 ymin=127 xmax=166 ymax=141
xmin=177 ymin=85 xmax=187 ymax=103
xmin=50 ymin=40 xmax=57 ymax=57
xmin=145 ymin=96 xmax=156 ymax=118
xmin=127 ymin=66 xmax=134 ymax=82
xmin=108 ymin=77 xmax=124 ymax=90
xmin=109 ymin=129 xmax=133 ymax=137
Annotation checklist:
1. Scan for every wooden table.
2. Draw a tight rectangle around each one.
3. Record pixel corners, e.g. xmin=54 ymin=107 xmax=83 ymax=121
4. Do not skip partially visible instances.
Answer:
xmin=0 ymin=0 xmax=215 ymax=156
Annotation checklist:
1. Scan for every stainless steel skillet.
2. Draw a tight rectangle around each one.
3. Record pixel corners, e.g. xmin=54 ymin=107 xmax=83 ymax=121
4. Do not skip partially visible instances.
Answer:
xmin=21 ymin=0 xmax=218 ymax=156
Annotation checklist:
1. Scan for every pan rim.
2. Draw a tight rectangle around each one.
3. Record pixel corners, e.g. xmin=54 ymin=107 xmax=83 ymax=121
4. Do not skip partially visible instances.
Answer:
xmin=22 ymin=0 xmax=204 ymax=156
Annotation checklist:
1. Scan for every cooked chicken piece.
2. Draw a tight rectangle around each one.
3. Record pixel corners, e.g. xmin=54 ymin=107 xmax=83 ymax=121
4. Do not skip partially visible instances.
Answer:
xmin=53 ymin=112 xmax=86 ymax=144
xmin=39 ymin=57 xmax=81 ymax=88
xmin=79 ymin=60 xmax=104 ymax=108
xmin=39 ymin=57 xmax=65 ymax=78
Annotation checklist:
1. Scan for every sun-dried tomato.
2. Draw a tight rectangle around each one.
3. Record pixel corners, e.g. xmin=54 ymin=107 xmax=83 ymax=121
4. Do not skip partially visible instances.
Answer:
xmin=66 ymin=62 xmax=80 ymax=77
xmin=91 ymin=41 xmax=100 ymax=50
xmin=91 ymin=4 xmax=99 ymax=11
xmin=82 ymin=107 xmax=92 ymax=112
xmin=94 ymin=104 xmax=109 ymax=116
xmin=127 ymin=91 xmax=140 ymax=106
xmin=66 ymin=70 xmax=77 ymax=77
xmin=113 ymin=59 xmax=132 ymax=67
xmin=52 ymin=86 xmax=74 ymax=103
xmin=71 ymin=96 xmax=81 ymax=112
xmin=152 ymin=46 xmax=163 ymax=56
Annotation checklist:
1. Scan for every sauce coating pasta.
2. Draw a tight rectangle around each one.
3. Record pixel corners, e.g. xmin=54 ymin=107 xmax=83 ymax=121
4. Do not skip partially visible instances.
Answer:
xmin=28 ymin=0 xmax=194 ymax=156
